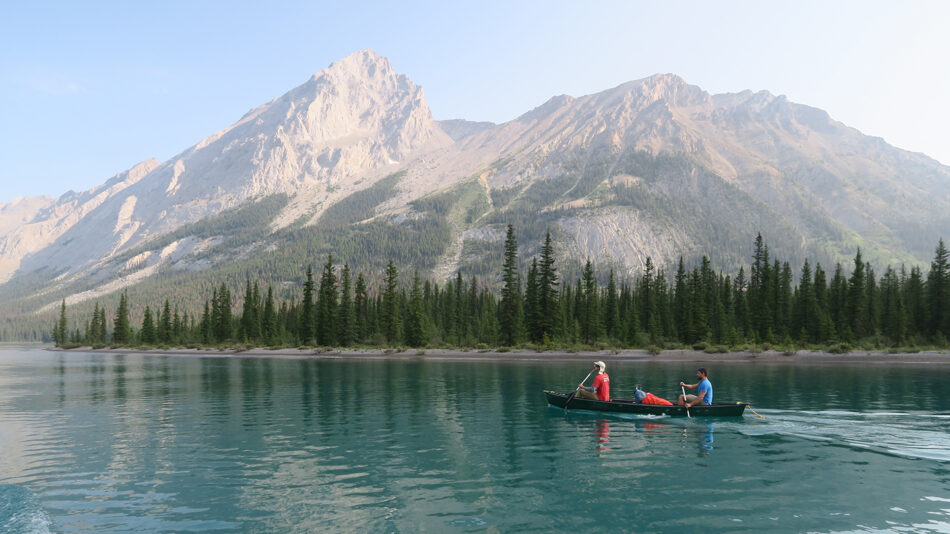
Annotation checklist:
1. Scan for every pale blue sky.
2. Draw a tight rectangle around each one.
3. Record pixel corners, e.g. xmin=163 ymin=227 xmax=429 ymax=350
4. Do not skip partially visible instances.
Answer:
xmin=2 ymin=0 xmax=948 ymax=201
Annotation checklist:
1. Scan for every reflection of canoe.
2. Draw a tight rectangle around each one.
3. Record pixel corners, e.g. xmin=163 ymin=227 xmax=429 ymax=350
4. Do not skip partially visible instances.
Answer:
xmin=544 ymin=390 xmax=748 ymax=417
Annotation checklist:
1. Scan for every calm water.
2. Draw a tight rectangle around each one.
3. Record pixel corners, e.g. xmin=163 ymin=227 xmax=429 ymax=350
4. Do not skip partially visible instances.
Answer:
xmin=1 ymin=348 xmax=949 ymax=533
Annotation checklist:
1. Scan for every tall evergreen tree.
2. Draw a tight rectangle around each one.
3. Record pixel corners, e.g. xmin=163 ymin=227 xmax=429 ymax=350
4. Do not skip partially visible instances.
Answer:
xmin=200 ymin=299 xmax=212 ymax=343
xmin=113 ymin=291 xmax=132 ymax=344
xmin=140 ymin=306 xmax=156 ymax=344
xmin=339 ymin=264 xmax=355 ymax=347
xmin=158 ymin=299 xmax=172 ymax=344
xmin=316 ymin=255 xmax=338 ymax=346
xmin=262 ymin=285 xmax=277 ymax=344
xmin=405 ymin=271 xmax=427 ymax=347
xmin=524 ymin=259 xmax=540 ymax=342
xmin=354 ymin=272 xmax=368 ymax=343
xmin=536 ymin=231 xmax=559 ymax=341
xmin=382 ymin=260 xmax=400 ymax=344
xmin=300 ymin=265 xmax=316 ymax=344
xmin=581 ymin=259 xmax=601 ymax=344
xmin=848 ymin=248 xmax=869 ymax=339
xmin=55 ymin=300 xmax=68 ymax=346
xmin=927 ymin=239 xmax=949 ymax=339
xmin=214 ymin=282 xmax=232 ymax=341
xmin=498 ymin=224 xmax=523 ymax=346
xmin=604 ymin=269 xmax=620 ymax=340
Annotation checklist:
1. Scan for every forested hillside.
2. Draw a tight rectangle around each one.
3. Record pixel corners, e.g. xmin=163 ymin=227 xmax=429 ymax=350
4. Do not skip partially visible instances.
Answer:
xmin=49 ymin=230 xmax=950 ymax=352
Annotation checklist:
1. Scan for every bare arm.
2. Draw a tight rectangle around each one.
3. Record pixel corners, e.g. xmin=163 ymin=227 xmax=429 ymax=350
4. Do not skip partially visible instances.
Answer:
xmin=686 ymin=390 xmax=706 ymax=407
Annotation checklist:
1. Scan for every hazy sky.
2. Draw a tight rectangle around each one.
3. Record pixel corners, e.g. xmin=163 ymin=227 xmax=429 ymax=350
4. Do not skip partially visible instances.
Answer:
xmin=2 ymin=0 xmax=949 ymax=201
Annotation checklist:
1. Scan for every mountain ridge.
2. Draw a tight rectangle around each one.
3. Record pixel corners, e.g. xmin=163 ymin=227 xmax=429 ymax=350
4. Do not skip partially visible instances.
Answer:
xmin=1 ymin=49 xmax=948 ymax=326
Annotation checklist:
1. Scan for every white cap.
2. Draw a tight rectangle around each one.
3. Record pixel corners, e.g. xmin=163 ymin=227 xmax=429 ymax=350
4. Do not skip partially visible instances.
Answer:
xmin=594 ymin=361 xmax=606 ymax=371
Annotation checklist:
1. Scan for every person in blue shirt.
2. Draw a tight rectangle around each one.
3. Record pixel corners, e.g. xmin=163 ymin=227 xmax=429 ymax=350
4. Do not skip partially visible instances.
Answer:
xmin=678 ymin=368 xmax=713 ymax=407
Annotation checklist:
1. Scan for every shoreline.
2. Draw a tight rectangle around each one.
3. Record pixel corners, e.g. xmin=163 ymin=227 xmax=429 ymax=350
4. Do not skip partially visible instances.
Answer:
xmin=45 ymin=346 xmax=950 ymax=365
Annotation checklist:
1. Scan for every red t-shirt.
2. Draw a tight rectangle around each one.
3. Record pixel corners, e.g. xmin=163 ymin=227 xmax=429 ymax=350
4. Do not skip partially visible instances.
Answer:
xmin=593 ymin=373 xmax=610 ymax=401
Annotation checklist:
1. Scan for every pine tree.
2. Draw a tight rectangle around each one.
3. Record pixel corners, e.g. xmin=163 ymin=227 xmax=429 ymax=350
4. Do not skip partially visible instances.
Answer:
xmin=673 ymin=257 xmax=689 ymax=342
xmin=903 ymin=266 xmax=926 ymax=338
xmin=405 ymin=270 xmax=427 ymax=347
xmin=339 ymin=264 xmax=355 ymax=347
xmin=581 ymin=259 xmax=601 ymax=344
xmin=261 ymin=285 xmax=276 ymax=344
xmin=141 ymin=306 xmax=157 ymax=344
xmin=382 ymin=260 xmax=400 ymax=344
xmin=749 ymin=234 xmax=772 ymax=339
xmin=733 ymin=267 xmax=751 ymax=341
xmin=881 ymin=266 xmax=906 ymax=343
xmin=316 ymin=255 xmax=338 ymax=346
xmin=354 ymin=273 xmax=368 ymax=343
xmin=215 ymin=283 xmax=232 ymax=341
xmin=113 ymin=291 xmax=132 ymax=345
xmin=55 ymin=300 xmax=68 ymax=347
xmin=200 ymin=300 xmax=212 ymax=344
xmin=829 ymin=263 xmax=849 ymax=340
xmin=848 ymin=249 xmax=868 ymax=339
xmin=537 ymin=231 xmax=559 ymax=341
xmin=927 ymin=239 xmax=949 ymax=340
xmin=300 ymin=265 xmax=316 ymax=344
xmin=454 ymin=271 xmax=468 ymax=345
xmin=158 ymin=299 xmax=172 ymax=344
xmin=498 ymin=224 xmax=522 ymax=346
xmin=604 ymin=269 xmax=620 ymax=340
xmin=524 ymin=259 xmax=540 ymax=342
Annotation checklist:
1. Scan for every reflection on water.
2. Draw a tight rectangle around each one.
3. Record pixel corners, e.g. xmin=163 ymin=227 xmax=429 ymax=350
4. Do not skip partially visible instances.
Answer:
xmin=0 ymin=349 xmax=948 ymax=533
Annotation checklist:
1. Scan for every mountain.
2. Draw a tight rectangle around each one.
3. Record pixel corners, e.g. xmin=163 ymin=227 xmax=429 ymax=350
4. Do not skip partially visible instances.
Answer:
xmin=2 ymin=50 xmax=949 ymax=337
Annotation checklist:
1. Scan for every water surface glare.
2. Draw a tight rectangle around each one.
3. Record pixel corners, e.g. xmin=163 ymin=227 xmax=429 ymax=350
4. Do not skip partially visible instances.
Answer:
xmin=1 ymin=348 xmax=949 ymax=532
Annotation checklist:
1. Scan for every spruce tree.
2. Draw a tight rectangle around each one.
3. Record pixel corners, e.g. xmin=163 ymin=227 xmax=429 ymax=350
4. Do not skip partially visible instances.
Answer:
xmin=382 ymin=260 xmax=400 ymax=344
xmin=215 ymin=283 xmax=232 ymax=341
xmin=200 ymin=300 xmax=212 ymax=344
xmin=848 ymin=249 xmax=868 ymax=339
xmin=604 ymin=269 xmax=620 ymax=340
xmin=927 ymin=239 xmax=949 ymax=340
xmin=262 ymin=285 xmax=277 ymax=344
xmin=141 ymin=306 xmax=156 ymax=344
xmin=300 ymin=265 xmax=316 ymax=344
xmin=581 ymin=259 xmax=601 ymax=344
xmin=317 ymin=255 xmax=338 ymax=346
xmin=354 ymin=273 xmax=368 ymax=343
xmin=537 ymin=232 xmax=559 ymax=341
xmin=498 ymin=224 xmax=522 ymax=346
xmin=113 ymin=291 xmax=131 ymax=345
xmin=524 ymin=259 xmax=540 ymax=342
xmin=158 ymin=299 xmax=172 ymax=344
xmin=339 ymin=264 xmax=355 ymax=347
xmin=55 ymin=300 xmax=68 ymax=347
xmin=405 ymin=271 xmax=427 ymax=347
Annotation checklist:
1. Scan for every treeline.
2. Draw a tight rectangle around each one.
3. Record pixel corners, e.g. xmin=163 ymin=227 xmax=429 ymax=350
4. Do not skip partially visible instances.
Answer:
xmin=54 ymin=229 xmax=950 ymax=351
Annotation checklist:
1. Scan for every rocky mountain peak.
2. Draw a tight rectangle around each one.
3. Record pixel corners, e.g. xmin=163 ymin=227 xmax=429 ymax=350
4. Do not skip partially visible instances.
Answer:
xmin=316 ymin=48 xmax=396 ymax=83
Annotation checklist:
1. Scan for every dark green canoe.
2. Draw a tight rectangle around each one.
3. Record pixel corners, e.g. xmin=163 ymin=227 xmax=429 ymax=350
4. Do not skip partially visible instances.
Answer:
xmin=544 ymin=390 xmax=748 ymax=417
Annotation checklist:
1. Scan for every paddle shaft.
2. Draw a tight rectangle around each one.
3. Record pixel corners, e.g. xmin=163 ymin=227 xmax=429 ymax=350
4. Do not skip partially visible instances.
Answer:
xmin=681 ymin=384 xmax=691 ymax=418
xmin=563 ymin=370 xmax=595 ymax=409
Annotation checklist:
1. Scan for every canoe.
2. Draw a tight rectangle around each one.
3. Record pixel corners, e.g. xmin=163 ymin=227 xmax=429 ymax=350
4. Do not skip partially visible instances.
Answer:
xmin=544 ymin=390 xmax=748 ymax=417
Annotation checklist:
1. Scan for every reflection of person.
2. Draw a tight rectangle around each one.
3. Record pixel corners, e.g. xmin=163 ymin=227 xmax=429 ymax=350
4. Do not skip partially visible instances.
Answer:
xmin=699 ymin=422 xmax=714 ymax=455
xmin=678 ymin=367 xmax=713 ymax=407
xmin=576 ymin=361 xmax=610 ymax=401
xmin=595 ymin=420 xmax=610 ymax=453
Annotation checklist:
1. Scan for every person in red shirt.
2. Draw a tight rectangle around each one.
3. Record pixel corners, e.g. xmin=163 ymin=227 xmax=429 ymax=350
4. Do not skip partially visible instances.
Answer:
xmin=577 ymin=361 xmax=610 ymax=401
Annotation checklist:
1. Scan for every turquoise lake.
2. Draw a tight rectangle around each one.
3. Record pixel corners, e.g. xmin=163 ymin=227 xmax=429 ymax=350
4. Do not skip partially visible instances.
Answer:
xmin=1 ymin=348 xmax=949 ymax=533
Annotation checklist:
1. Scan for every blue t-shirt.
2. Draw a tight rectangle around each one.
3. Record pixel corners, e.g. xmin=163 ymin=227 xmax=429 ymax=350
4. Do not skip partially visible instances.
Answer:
xmin=697 ymin=378 xmax=713 ymax=405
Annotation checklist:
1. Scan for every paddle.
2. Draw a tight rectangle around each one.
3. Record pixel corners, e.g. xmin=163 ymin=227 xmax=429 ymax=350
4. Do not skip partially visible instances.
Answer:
xmin=563 ymin=369 xmax=595 ymax=409
xmin=681 ymin=382 xmax=691 ymax=418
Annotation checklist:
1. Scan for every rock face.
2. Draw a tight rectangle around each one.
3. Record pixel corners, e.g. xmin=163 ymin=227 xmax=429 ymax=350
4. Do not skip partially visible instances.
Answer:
xmin=10 ymin=50 xmax=453 ymax=282
xmin=3 ymin=51 xmax=950 ymax=316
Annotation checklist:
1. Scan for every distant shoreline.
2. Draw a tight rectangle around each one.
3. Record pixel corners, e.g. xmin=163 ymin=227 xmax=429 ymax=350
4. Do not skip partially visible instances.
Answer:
xmin=46 ymin=346 xmax=950 ymax=365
